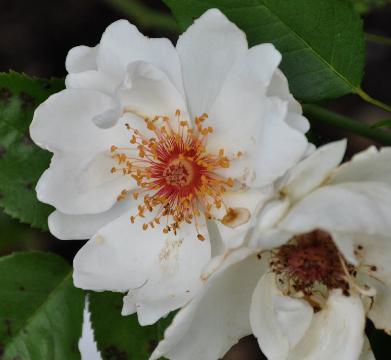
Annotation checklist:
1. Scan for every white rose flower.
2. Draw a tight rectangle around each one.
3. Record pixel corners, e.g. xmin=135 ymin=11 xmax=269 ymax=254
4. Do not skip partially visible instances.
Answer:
xmin=152 ymin=141 xmax=391 ymax=360
xmin=30 ymin=9 xmax=309 ymax=325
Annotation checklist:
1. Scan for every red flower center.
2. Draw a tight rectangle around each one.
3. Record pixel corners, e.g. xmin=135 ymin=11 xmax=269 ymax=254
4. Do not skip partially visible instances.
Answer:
xmin=110 ymin=110 xmax=236 ymax=239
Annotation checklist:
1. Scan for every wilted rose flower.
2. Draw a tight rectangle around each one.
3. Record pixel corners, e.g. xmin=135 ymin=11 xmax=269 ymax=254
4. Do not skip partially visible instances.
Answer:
xmin=152 ymin=141 xmax=390 ymax=360
xmin=30 ymin=9 xmax=309 ymax=325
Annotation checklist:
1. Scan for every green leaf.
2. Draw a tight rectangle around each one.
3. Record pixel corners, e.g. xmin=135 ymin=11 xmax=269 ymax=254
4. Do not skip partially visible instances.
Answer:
xmin=89 ymin=292 xmax=173 ymax=360
xmin=0 ymin=251 xmax=85 ymax=360
xmin=0 ymin=72 xmax=64 ymax=230
xmin=371 ymin=118 xmax=391 ymax=129
xmin=163 ymin=0 xmax=365 ymax=102
xmin=352 ymin=0 xmax=387 ymax=14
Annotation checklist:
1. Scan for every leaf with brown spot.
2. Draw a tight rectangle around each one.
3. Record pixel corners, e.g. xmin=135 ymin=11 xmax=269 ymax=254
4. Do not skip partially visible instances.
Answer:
xmin=0 ymin=252 xmax=85 ymax=360
xmin=89 ymin=292 xmax=174 ymax=360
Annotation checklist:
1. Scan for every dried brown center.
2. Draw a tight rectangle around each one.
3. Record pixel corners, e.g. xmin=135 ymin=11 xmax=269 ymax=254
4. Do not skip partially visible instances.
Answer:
xmin=271 ymin=230 xmax=350 ymax=296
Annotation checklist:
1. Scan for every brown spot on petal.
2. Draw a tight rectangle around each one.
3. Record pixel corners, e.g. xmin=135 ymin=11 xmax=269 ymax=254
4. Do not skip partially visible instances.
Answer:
xmin=95 ymin=235 xmax=104 ymax=245
xmin=221 ymin=207 xmax=250 ymax=228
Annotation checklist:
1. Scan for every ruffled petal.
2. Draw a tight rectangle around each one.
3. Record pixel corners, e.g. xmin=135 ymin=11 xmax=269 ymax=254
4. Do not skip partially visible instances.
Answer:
xmin=97 ymin=20 xmax=183 ymax=95
xmin=250 ymin=272 xmax=313 ymax=359
xmin=280 ymin=140 xmax=346 ymax=204
xmin=30 ymin=89 xmax=128 ymax=153
xmin=36 ymin=152 xmax=134 ymax=214
xmin=211 ymin=96 xmax=307 ymax=187
xmin=151 ymin=248 xmax=266 ymax=360
xmin=267 ymin=69 xmax=301 ymax=114
xmin=249 ymin=97 xmax=308 ymax=187
xmin=203 ymin=43 xmax=281 ymax=155
xmin=331 ymin=146 xmax=391 ymax=186
xmin=290 ymin=290 xmax=365 ymax=360
xmin=48 ymin=198 xmax=130 ymax=240
xmin=280 ymin=182 xmax=391 ymax=239
xmin=65 ymin=70 xmax=119 ymax=95
xmin=354 ymin=233 xmax=391 ymax=334
xmin=119 ymin=61 xmax=188 ymax=120
xmin=66 ymin=45 xmax=98 ymax=73
xmin=176 ymin=9 xmax=247 ymax=117
xmin=216 ymin=187 xmax=273 ymax=249
xmin=73 ymin=210 xmax=210 ymax=325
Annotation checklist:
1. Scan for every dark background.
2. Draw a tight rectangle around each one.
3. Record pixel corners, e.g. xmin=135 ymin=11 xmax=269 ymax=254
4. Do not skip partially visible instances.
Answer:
xmin=0 ymin=0 xmax=391 ymax=359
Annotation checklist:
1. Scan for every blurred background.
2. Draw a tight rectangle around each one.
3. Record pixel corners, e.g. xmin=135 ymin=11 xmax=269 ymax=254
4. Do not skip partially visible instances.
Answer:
xmin=0 ymin=0 xmax=390 ymax=358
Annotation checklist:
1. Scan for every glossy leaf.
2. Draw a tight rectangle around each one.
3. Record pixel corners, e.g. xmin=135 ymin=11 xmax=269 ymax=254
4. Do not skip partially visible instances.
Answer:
xmin=0 ymin=72 xmax=64 ymax=230
xmin=164 ymin=0 xmax=365 ymax=102
xmin=0 ymin=252 xmax=85 ymax=360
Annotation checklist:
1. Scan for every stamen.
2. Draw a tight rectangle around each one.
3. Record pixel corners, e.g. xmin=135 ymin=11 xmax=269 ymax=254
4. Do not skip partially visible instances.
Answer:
xmin=111 ymin=109 xmax=234 ymax=239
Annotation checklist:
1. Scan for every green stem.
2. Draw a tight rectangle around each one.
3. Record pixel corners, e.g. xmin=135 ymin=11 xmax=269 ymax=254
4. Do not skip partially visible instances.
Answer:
xmin=365 ymin=32 xmax=391 ymax=47
xmin=302 ymin=104 xmax=391 ymax=145
xmin=104 ymin=0 xmax=179 ymax=32
xmin=356 ymin=88 xmax=391 ymax=113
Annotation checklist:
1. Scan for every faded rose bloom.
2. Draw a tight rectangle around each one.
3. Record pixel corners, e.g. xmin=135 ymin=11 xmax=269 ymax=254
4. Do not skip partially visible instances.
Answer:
xmin=152 ymin=141 xmax=390 ymax=360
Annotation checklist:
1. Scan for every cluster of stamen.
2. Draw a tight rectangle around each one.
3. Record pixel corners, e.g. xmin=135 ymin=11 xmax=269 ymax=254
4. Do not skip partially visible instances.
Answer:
xmin=110 ymin=109 xmax=235 ymax=239
xmin=267 ymin=229 xmax=379 ymax=312
xmin=271 ymin=230 xmax=352 ymax=303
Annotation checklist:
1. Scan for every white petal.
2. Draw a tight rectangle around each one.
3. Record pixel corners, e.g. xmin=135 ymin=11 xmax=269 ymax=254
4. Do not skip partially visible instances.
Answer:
xmin=257 ymin=197 xmax=290 ymax=230
xmin=331 ymin=146 xmax=391 ymax=186
xmin=267 ymin=69 xmax=301 ymax=114
xmin=354 ymin=233 xmax=391 ymax=333
xmin=48 ymin=198 xmax=130 ymax=240
xmin=97 ymin=20 xmax=183 ymax=95
xmin=359 ymin=337 xmax=375 ymax=360
xmin=250 ymin=228 xmax=292 ymax=251
xmin=78 ymin=297 xmax=102 ymax=360
xmin=280 ymin=182 xmax=391 ymax=239
xmin=36 ymin=151 xmax=133 ymax=215
xmin=65 ymin=70 xmax=118 ymax=95
xmin=329 ymin=231 xmax=358 ymax=265
xmin=30 ymin=89 xmax=126 ymax=153
xmin=211 ymin=97 xmax=307 ymax=187
xmin=151 ymin=248 xmax=266 ymax=360
xmin=205 ymin=43 xmax=282 ymax=157
xmin=119 ymin=61 xmax=188 ymax=119
xmin=216 ymin=187 xmax=273 ymax=249
xmin=280 ymin=140 xmax=347 ymax=204
xmin=73 ymin=210 xmax=210 ymax=324
xmin=250 ymin=97 xmax=308 ymax=187
xmin=176 ymin=8 xmax=247 ymax=117
xmin=290 ymin=290 xmax=365 ymax=360
xmin=250 ymin=272 xmax=313 ymax=359
xmin=66 ymin=45 xmax=98 ymax=73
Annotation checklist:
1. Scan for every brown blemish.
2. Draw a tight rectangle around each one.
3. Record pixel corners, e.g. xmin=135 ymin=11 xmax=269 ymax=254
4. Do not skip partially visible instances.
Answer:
xmin=103 ymin=346 xmax=127 ymax=360
xmin=0 ymin=87 xmax=12 ymax=104
xmin=19 ymin=92 xmax=35 ymax=110
xmin=221 ymin=207 xmax=251 ymax=228
xmin=0 ymin=146 xmax=6 ymax=159
xmin=159 ymin=238 xmax=183 ymax=262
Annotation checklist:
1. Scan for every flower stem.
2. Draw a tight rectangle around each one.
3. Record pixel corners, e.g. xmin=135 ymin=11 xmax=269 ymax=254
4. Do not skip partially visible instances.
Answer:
xmin=302 ymin=104 xmax=391 ymax=145
xmin=365 ymin=32 xmax=391 ymax=47
xmin=103 ymin=0 xmax=179 ymax=32
xmin=356 ymin=88 xmax=391 ymax=113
